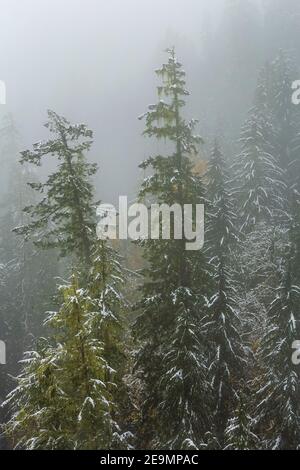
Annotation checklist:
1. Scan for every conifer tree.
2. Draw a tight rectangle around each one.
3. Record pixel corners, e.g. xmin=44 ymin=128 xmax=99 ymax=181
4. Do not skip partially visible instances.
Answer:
xmin=233 ymin=116 xmax=286 ymax=233
xmin=206 ymin=142 xmax=245 ymax=446
xmin=134 ymin=48 xmax=211 ymax=450
xmin=258 ymin=50 xmax=300 ymax=293
xmin=0 ymin=116 xmax=58 ymax=400
xmin=14 ymin=110 xmax=97 ymax=268
xmin=88 ymin=241 xmax=132 ymax=444
xmin=2 ymin=112 xmax=131 ymax=449
xmin=289 ymin=172 xmax=300 ymax=284
xmin=232 ymin=53 xmax=294 ymax=234
xmin=231 ymin=67 xmax=287 ymax=341
xmin=224 ymin=389 xmax=259 ymax=450
xmin=271 ymin=51 xmax=300 ymax=173
xmin=289 ymin=135 xmax=300 ymax=287
xmin=231 ymin=59 xmax=293 ymax=340
xmin=257 ymin=251 xmax=300 ymax=449
xmin=270 ymin=52 xmax=300 ymax=290
xmin=3 ymin=276 xmax=126 ymax=450
xmin=251 ymin=63 xmax=279 ymax=157
xmin=206 ymin=142 xmax=239 ymax=254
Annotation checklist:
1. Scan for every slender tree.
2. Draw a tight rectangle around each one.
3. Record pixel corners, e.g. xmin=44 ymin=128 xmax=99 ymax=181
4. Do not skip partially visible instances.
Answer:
xmin=88 ymin=241 xmax=133 ymax=446
xmin=206 ymin=141 xmax=245 ymax=446
xmin=134 ymin=48 xmax=211 ymax=450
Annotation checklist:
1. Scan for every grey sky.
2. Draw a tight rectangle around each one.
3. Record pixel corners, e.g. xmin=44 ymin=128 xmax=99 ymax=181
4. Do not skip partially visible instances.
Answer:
xmin=0 ymin=0 xmax=260 ymax=201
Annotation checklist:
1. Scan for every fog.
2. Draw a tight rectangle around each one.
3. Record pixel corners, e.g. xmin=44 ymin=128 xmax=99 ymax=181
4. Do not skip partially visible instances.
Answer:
xmin=0 ymin=0 xmax=261 ymax=202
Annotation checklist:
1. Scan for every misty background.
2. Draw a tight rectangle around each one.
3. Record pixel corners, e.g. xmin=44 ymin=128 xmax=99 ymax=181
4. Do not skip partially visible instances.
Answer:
xmin=0 ymin=0 xmax=289 ymax=204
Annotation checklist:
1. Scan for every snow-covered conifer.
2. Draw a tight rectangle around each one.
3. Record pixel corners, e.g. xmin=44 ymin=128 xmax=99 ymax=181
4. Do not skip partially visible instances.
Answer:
xmin=206 ymin=141 xmax=245 ymax=446
xmin=3 ymin=277 xmax=121 ymax=450
xmin=225 ymin=389 xmax=259 ymax=450
xmin=14 ymin=111 xmax=97 ymax=268
xmin=134 ymin=48 xmax=211 ymax=449
xmin=257 ymin=252 xmax=300 ymax=449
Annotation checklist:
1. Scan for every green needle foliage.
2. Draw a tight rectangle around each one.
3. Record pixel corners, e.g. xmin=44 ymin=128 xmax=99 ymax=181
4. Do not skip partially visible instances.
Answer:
xmin=4 ymin=277 xmax=116 ymax=450
xmin=14 ymin=110 xmax=97 ymax=268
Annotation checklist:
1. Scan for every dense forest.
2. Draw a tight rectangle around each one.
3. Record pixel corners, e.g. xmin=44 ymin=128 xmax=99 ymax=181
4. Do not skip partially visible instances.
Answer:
xmin=0 ymin=0 xmax=300 ymax=451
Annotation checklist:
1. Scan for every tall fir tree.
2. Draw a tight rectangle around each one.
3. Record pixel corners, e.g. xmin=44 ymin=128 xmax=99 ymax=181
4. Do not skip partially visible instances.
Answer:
xmin=257 ymin=250 xmax=300 ymax=449
xmin=231 ymin=65 xmax=288 ymax=342
xmin=134 ymin=48 xmax=211 ymax=450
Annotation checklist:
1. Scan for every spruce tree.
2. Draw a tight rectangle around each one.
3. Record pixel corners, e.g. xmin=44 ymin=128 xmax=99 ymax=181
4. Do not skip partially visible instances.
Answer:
xmin=206 ymin=141 xmax=239 ymax=253
xmin=0 ymin=116 xmax=58 ymax=399
xmin=257 ymin=251 xmax=300 ymax=449
xmin=3 ymin=275 xmax=125 ymax=450
xmin=289 ymin=168 xmax=300 ymax=284
xmin=224 ymin=389 xmax=259 ymax=450
xmin=270 ymin=51 xmax=300 ymax=291
xmin=231 ymin=67 xmax=288 ymax=343
xmin=232 ymin=53 xmax=293 ymax=234
xmin=2 ymin=112 xmax=131 ymax=449
xmin=206 ymin=142 xmax=245 ymax=447
xmin=88 ymin=241 xmax=132 ymax=446
xmin=271 ymin=51 xmax=300 ymax=173
xmin=233 ymin=116 xmax=286 ymax=233
xmin=14 ymin=110 xmax=97 ymax=268
xmin=134 ymin=48 xmax=211 ymax=450
xmin=251 ymin=63 xmax=279 ymax=157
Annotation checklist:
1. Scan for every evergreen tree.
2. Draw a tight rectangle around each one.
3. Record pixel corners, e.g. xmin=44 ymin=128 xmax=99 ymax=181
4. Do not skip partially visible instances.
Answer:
xmin=270 ymin=51 xmax=300 ymax=290
xmin=134 ymin=48 xmax=211 ymax=450
xmin=206 ymin=141 xmax=239 ymax=254
xmin=224 ymin=388 xmax=259 ymax=450
xmin=251 ymin=63 xmax=279 ymax=156
xmin=1 ymin=112 xmax=131 ymax=449
xmin=88 ymin=241 xmax=133 ymax=445
xmin=271 ymin=51 xmax=300 ymax=173
xmin=3 ymin=276 xmax=125 ymax=450
xmin=0 ymin=116 xmax=58 ymax=405
xmin=289 ymin=133 xmax=300 ymax=287
xmin=231 ymin=58 xmax=291 ymax=340
xmin=206 ymin=142 xmax=245 ymax=446
xmin=14 ymin=110 xmax=97 ymax=268
xmin=233 ymin=116 xmax=286 ymax=233
xmin=232 ymin=54 xmax=293 ymax=234
xmin=257 ymin=251 xmax=300 ymax=449
xmin=289 ymin=179 xmax=300 ymax=285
